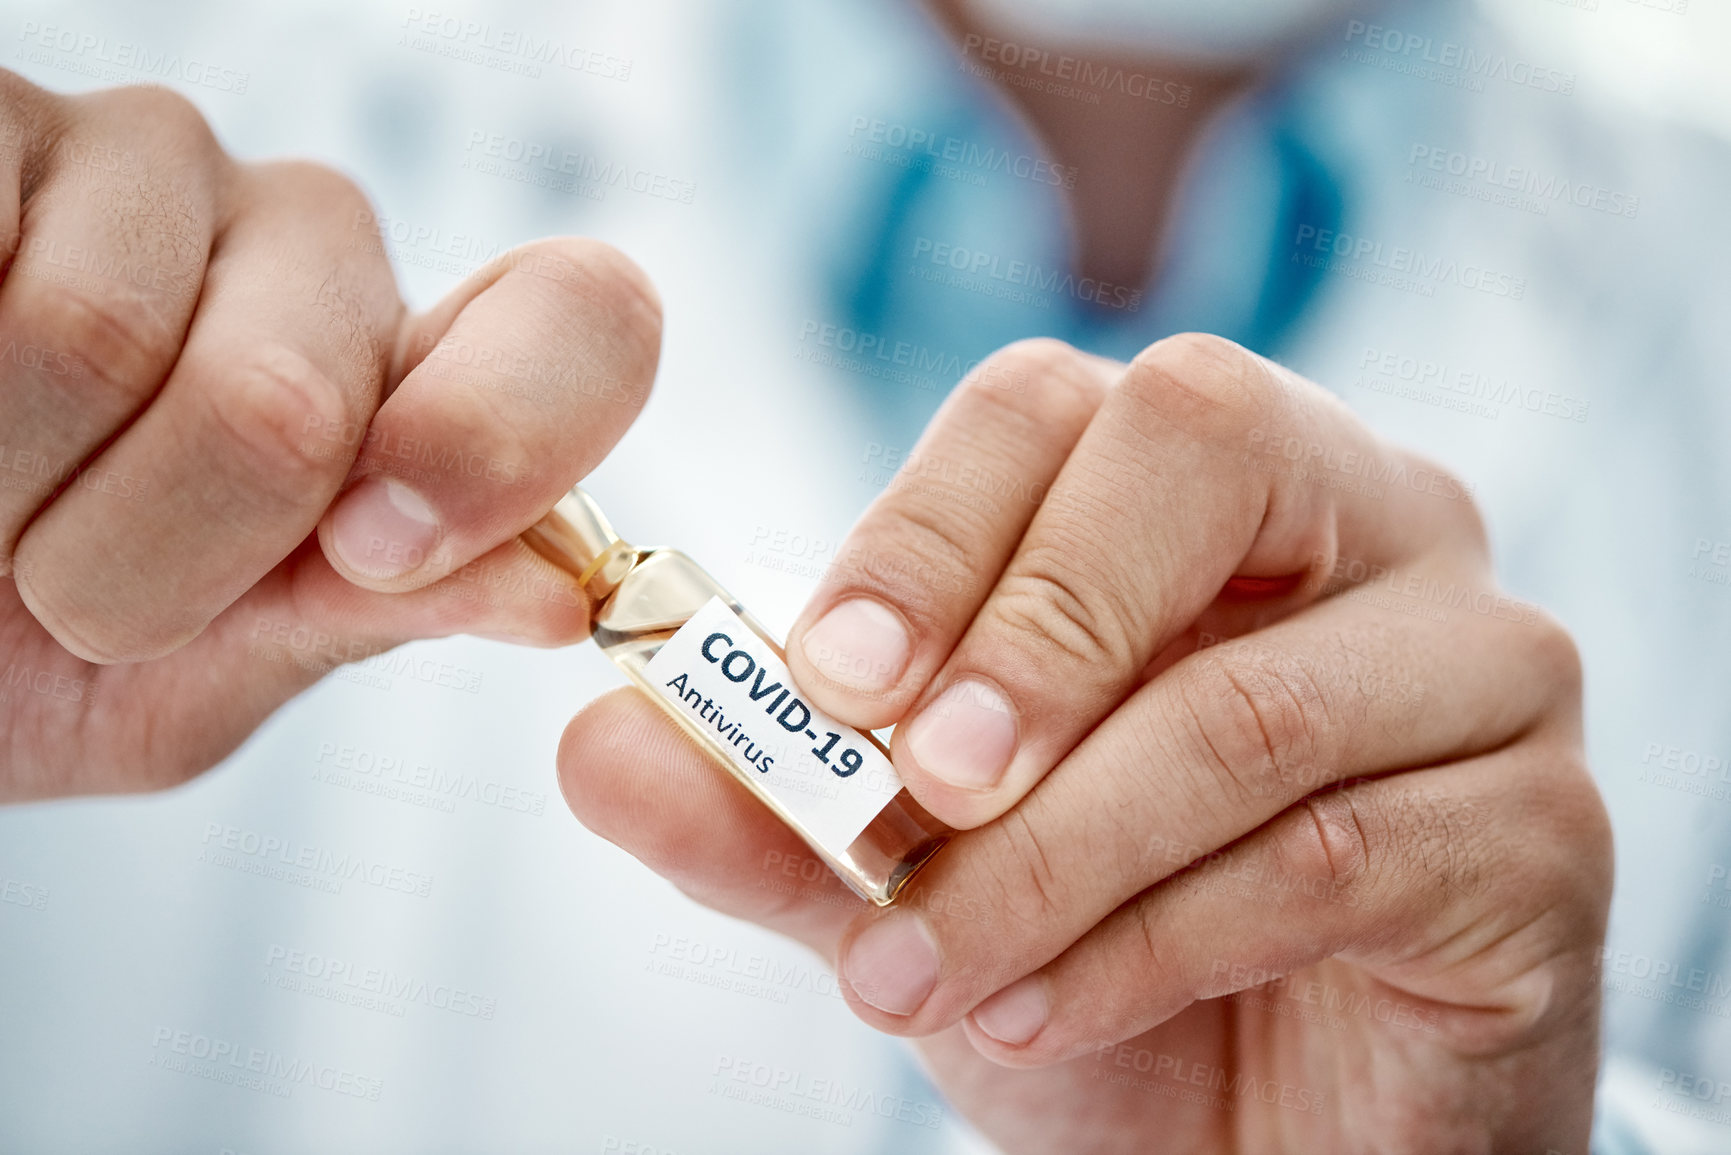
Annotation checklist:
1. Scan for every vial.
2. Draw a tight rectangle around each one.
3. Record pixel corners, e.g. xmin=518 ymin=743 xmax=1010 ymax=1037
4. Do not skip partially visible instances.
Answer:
xmin=524 ymin=487 xmax=951 ymax=905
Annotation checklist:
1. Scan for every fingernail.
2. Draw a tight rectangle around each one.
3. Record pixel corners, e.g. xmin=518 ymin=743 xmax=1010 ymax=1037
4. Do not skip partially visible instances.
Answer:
xmin=971 ymin=976 xmax=1048 ymax=1046
xmin=329 ymin=477 xmax=440 ymax=580
xmin=844 ymin=913 xmax=939 ymax=1016
xmin=905 ymin=679 xmax=1017 ymax=790
xmin=800 ymin=598 xmax=911 ymax=696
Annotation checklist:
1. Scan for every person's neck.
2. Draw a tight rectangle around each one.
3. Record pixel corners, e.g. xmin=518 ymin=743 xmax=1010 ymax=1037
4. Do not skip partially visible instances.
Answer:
xmin=923 ymin=4 xmax=1256 ymax=294
xmin=1011 ymin=58 xmax=1253 ymax=293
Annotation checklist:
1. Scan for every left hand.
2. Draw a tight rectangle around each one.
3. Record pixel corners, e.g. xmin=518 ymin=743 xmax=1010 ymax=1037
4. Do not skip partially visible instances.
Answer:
xmin=560 ymin=334 xmax=1611 ymax=1153
xmin=0 ymin=72 xmax=661 ymax=800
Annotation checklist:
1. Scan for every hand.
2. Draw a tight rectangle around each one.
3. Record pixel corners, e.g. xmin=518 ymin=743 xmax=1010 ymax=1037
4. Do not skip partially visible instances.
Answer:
xmin=559 ymin=335 xmax=1611 ymax=1153
xmin=0 ymin=72 xmax=660 ymax=801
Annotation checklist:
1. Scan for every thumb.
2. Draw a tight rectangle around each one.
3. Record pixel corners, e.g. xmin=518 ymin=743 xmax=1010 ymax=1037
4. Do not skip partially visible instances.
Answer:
xmin=317 ymin=237 xmax=660 ymax=592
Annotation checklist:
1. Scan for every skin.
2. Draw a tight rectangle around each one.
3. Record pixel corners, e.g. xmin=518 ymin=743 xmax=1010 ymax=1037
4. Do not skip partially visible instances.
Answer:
xmin=0 ymin=18 xmax=1613 ymax=1151
xmin=918 ymin=0 xmax=1257 ymax=291
xmin=557 ymin=12 xmax=1612 ymax=1152
xmin=561 ymin=336 xmax=1612 ymax=1153
xmin=0 ymin=69 xmax=661 ymax=799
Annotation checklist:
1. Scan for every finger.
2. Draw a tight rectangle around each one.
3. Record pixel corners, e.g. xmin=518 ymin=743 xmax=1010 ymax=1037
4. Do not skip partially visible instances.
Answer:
xmin=783 ymin=339 xmax=1113 ymax=728
xmin=2 ymin=528 xmax=597 ymax=800
xmin=317 ymin=237 xmax=659 ymax=592
xmin=558 ymin=686 xmax=862 ymax=955
xmin=890 ymin=333 xmax=1489 ymax=827
xmin=830 ymin=590 xmax=1576 ymax=1034
xmin=0 ymin=82 xmax=224 ymax=570
xmin=12 ymin=162 xmax=398 ymax=663
xmin=959 ymin=742 xmax=1610 ymax=1077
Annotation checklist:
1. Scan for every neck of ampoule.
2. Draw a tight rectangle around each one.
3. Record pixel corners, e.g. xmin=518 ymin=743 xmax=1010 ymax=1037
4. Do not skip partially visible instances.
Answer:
xmin=520 ymin=488 xmax=642 ymax=606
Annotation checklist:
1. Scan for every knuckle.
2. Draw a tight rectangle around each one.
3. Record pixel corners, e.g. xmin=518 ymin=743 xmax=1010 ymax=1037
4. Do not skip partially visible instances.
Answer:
xmin=991 ymin=544 xmax=1137 ymax=669
xmin=1525 ymin=611 xmax=1585 ymax=703
xmin=10 ymin=279 xmax=177 ymax=398
xmin=984 ymin=809 xmax=1068 ymax=931
xmin=1131 ymin=895 xmax=1179 ymax=984
xmin=250 ymin=160 xmax=380 ymax=240
xmin=260 ymin=157 xmax=368 ymax=205
xmin=87 ymin=84 xmax=217 ymax=154
xmin=202 ymin=343 xmax=352 ymax=512
xmin=253 ymin=164 xmax=401 ymax=365
xmin=1380 ymin=783 xmax=1485 ymax=900
xmin=0 ymin=65 xmax=48 ymax=109
xmin=0 ymin=68 xmax=61 ymax=167
xmin=1122 ymin=332 xmax=1279 ymax=441
xmin=1292 ymin=789 xmax=1373 ymax=894
xmin=962 ymin=337 xmax=1105 ymax=421
xmin=1404 ymin=448 xmax=1491 ymax=543
xmin=1177 ymin=648 xmax=1333 ymax=802
xmin=1442 ymin=742 xmax=1610 ymax=928
xmin=1539 ymin=752 xmax=1614 ymax=899
xmin=849 ymin=499 xmax=985 ymax=609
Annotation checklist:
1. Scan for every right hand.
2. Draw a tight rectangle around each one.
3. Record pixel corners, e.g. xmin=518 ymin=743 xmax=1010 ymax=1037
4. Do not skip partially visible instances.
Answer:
xmin=558 ymin=335 xmax=1609 ymax=1154
xmin=0 ymin=71 xmax=662 ymax=801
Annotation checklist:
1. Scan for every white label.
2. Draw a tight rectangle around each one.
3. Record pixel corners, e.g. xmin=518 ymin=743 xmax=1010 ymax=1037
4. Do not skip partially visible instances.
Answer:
xmin=643 ymin=597 xmax=904 ymax=853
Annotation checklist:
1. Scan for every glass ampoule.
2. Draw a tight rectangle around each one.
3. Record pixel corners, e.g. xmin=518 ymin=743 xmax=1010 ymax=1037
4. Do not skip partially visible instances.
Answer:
xmin=523 ymin=487 xmax=951 ymax=906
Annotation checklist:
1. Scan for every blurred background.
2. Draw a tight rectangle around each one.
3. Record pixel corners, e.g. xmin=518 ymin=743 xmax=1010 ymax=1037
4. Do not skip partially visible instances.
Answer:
xmin=2 ymin=0 xmax=1730 ymax=1151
